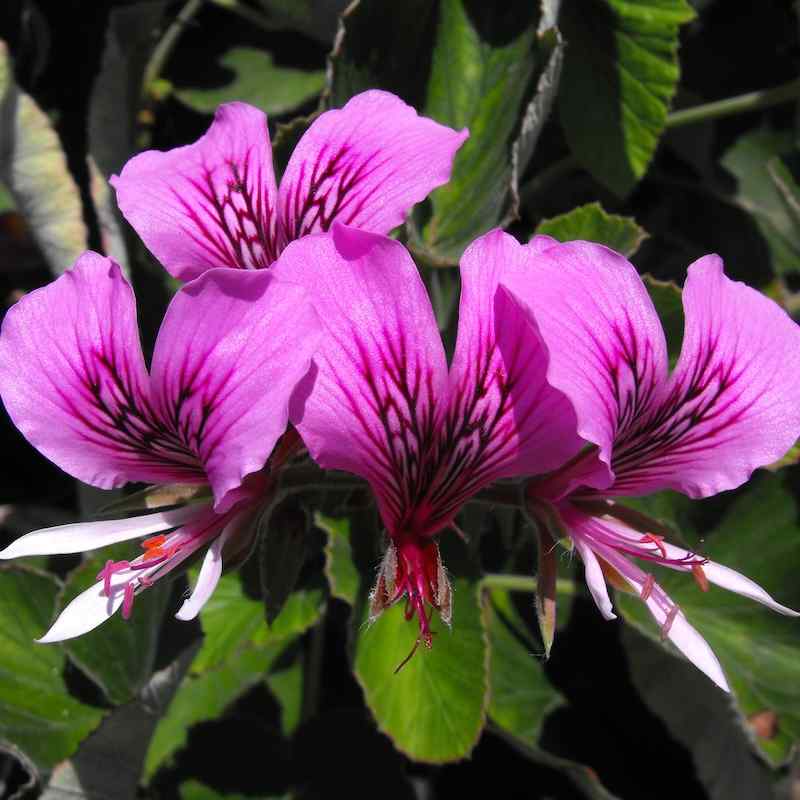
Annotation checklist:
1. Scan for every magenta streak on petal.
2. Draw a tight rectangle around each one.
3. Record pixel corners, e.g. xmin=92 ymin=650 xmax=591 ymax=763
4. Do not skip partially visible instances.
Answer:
xmin=174 ymin=151 xmax=279 ymax=269
xmin=608 ymin=326 xmax=751 ymax=494
xmin=336 ymin=322 xmax=527 ymax=538
xmin=574 ymin=308 xmax=663 ymax=459
xmin=47 ymin=328 xmax=204 ymax=483
xmin=281 ymin=142 xmax=393 ymax=245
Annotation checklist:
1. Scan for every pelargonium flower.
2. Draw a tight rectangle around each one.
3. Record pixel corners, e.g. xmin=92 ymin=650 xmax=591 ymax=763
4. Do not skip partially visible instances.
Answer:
xmin=111 ymin=90 xmax=468 ymax=282
xmin=272 ymin=224 xmax=585 ymax=649
xmin=0 ymin=251 xmax=320 ymax=640
xmin=501 ymin=237 xmax=800 ymax=691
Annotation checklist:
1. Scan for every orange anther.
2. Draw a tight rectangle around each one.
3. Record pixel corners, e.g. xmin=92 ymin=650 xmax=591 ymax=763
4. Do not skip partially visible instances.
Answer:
xmin=692 ymin=564 xmax=709 ymax=592
xmin=142 ymin=535 xmax=167 ymax=551
xmin=142 ymin=546 xmax=166 ymax=561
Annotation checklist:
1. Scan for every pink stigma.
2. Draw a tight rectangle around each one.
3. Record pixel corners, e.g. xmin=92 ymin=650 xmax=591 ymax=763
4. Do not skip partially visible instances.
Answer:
xmin=96 ymin=559 xmax=131 ymax=596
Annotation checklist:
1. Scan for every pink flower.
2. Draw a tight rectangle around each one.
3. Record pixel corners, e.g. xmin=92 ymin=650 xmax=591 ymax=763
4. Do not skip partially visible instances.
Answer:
xmin=501 ymin=237 xmax=800 ymax=691
xmin=111 ymin=91 xmax=468 ymax=282
xmin=0 ymin=252 xmax=320 ymax=640
xmin=272 ymin=225 xmax=584 ymax=648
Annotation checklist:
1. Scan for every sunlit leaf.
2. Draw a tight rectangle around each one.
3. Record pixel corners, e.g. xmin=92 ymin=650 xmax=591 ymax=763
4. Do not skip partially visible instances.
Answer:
xmin=316 ymin=512 xmax=359 ymax=605
xmin=558 ymin=0 xmax=695 ymax=197
xmin=534 ymin=202 xmax=647 ymax=257
xmin=354 ymin=577 xmax=487 ymax=762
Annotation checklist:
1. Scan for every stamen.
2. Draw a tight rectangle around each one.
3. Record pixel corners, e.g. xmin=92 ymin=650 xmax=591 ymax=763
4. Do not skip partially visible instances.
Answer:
xmin=661 ymin=604 xmax=679 ymax=640
xmin=142 ymin=534 xmax=167 ymax=550
xmin=639 ymin=533 xmax=667 ymax=559
xmin=122 ymin=582 xmax=136 ymax=620
xmin=692 ymin=563 xmax=710 ymax=592
xmin=640 ymin=574 xmax=655 ymax=601
xmin=95 ymin=559 xmax=130 ymax=596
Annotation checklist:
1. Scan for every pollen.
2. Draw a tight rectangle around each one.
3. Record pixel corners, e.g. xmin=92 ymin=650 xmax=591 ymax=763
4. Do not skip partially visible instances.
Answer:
xmin=639 ymin=533 xmax=667 ymax=559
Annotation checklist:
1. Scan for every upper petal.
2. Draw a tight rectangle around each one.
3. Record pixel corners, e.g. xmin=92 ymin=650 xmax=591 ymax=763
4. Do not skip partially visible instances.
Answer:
xmin=0 ymin=252 xmax=203 ymax=489
xmin=612 ymin=256 xmax=800 ymax=497
xmin=277 ymin=90 xmax=467 ymax=244
xmin=272 ymin=225 xmax=448 ymax=533
xmin=450 ymin=230 xmax=584 ymax=487
xmin=499 ymin=240 xmax=669 ymax=490
xmin=112 ymin=103 xmax=280 ymax=281
xmin=150 ymin=268 xmax=321 ymax=513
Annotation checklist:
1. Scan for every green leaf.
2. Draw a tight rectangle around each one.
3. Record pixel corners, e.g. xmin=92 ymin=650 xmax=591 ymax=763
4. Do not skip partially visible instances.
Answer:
xmin=327 ymin=0 xmax=563 ymax=265
xmin=643 ymin=275 xmax=684 ymax=365
xmin=175 ymin=48 xmax=325 ymax=116
xmin=0 ymin=567 xmax=102 ymax=770
xmin=616 ymin=471 xmax=800 ymax=764
xmin=416 ymin=2 xmax=562 ymax=262
xmin=486 ymin=589 xmax=561 ymax=742
xmin=317 ymin=512 xmax=359 ymax=605
xmin=354 ymin=578 xmax=487 ymax=762
xmin=558 ymin=0 xmax=695 ymax=197
xmin=535 ymin=202 xmax=647 ymax=257
xmin=57 ymin=545 xmax=170 ymax=706
xmin=145 ymin=573 xmax=323 ymax=777
xmin=721 ymin=129 xmax=800 ymax=276
xmin=620 ymin=626 xmax=775 ymax=800
xmin=0 ymin=40 xmax=89 ymax=275
xmin=266 ymin=657 xmax=304 ymax=737
xmin=259 ymin=497 xmax=309 ymax=625
xmin=193 ymin=572 xmax=323 ymax=674
xmin=486 ymin=589 xmax=620 ymax=800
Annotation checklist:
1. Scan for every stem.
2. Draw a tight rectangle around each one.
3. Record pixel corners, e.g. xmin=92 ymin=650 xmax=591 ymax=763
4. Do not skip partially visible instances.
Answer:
xmin=279 ymin=465 xmax=366 ymax=493
xmin=480 ymin=573 xmax=576 ymax=596
xmin=471 ymin=483 xmax=522 ymax=508
xmin=141 ymin=0 xmax=204 ymax=101
xmin=206 ymin=0 xmax=283 ymax=32
xmin=666 ymin=77 xmax=800 ymax=128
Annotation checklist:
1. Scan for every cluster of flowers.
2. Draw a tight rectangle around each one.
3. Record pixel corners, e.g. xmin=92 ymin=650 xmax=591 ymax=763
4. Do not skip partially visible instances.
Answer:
xmin=2 ymin=91 xmax=799 ymax=693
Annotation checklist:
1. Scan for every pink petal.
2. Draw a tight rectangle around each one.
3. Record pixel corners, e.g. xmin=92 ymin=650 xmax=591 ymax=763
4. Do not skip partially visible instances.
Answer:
xmin=112 ymin=102 xmax=280 ymax=281
xmin=37 ymin=562 xmax=138 ymax=642
xmin=0 ymin=506 xmax=198 ymax=558
xmin=500 ymin=240 xmax=669 ymax=490
xmin=174 ymin=514 xmax=237 ymax=621
xmin=572 ymin=537 xmax=616 ymax=620
xmin=450 ymin=230 xmax=584 ymax=486
xmin=150 ymin=268 xmax=321 ymax=513
xmin=273 ymin=225 xmax=448 ymax=533
xmin=596 ymin=542 xmax=729 ymax=692
xmin=0 ymin=252 xmax=204 ymax=489
xmin=615 ymin=255 xmax=800 ymax=497
xmin=658 ymin=541 xmax=799 ymax=617
xmin=278 ymin=90 xmax=467 ymax=244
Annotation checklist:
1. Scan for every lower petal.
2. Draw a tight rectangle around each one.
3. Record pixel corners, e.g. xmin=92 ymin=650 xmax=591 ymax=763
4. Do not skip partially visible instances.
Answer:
xmin=0 ymin=506 xmax=198 ymax=558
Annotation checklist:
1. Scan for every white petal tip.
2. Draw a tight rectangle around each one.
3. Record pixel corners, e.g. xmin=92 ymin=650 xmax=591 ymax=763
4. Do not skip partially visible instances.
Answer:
xmin=174 ymin=603 xmax=198 ymax=622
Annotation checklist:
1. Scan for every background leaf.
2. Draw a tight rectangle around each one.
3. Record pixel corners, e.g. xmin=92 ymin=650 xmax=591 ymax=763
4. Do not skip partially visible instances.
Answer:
xmin=558 ymin=0 xmax=695 ymax=197
xmin=0 ymin=40 xmax=88 ymax=275
xmin=0 ymin=567 xmax=102 ymax=770
xmin=534 ymin=201 xmax=647 ymax=256
xmin=174 ymin=47 xmax=324 ymax=116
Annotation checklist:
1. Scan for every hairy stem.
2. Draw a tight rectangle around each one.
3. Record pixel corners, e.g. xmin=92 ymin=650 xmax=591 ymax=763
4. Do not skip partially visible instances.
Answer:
xmin=480 ymin=573 xmax=576 ymax=595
